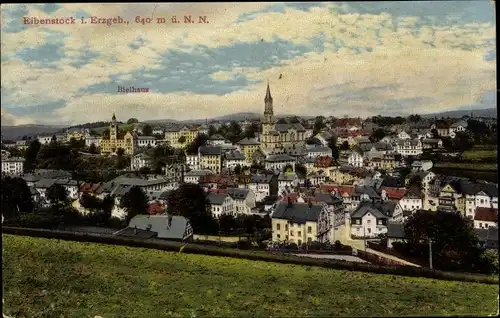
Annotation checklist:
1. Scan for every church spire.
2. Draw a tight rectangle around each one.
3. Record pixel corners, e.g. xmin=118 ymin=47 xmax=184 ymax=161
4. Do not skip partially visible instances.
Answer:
xmin=265 ymin=80 xmax=273 ymax=102
xmin=112 ymin=112 xmax=117 ymax=122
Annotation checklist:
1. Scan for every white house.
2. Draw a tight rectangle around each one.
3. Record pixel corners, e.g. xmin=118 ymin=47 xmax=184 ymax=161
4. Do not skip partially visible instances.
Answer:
xmin=152 ymin=127 xmax=165 ymax=135
xmin=398 ymin=131 xmax=411 ymax=140
xmin=265 ymin=154 xmax=296 ymax=172
xmin=227 ymin=188 xmax=256 ymax=215
xmin=37 ymin=135 xmax=53 ymax=145
xmin=85 ymin=136 xmax=101 ymax=148
xmin=347 ymin=148 xmax=364 ymax=167
xmin=349 ymin=203 xmax=390 ymax=238
xmin=249 ymin=174 xmax=274 ymax=202
xmin=411 ymin=160 xmax=433 ymax=172
xmin=183 ymin=169 xmax=212 ymax=184
xmin=224 ymin=151 xmax=246 ymax=170
xmin=207 ymin=192 xmax=234 ymax=218
xmin=185 ymin=154 xmax=200 ymax=170
xmin=473 ymin=207 xmax=498 ymax=229
xmin=394 ymin=139 xmax=423 ymax=157
xmin=449 ymin=121 xmax=468 ymax=135
xmin=137 ymin=136 xmax=157 ymax=148
xmin=277 ymin=172 xmax=299 ymax=195
xmin=399 ymin=187 xmax=423 ymax=212
xmin=207 ymin=134 xmax=227 ymax=146
xmin=307 ymin=171 xmax=327 ymax=186
xmin=306 ymin=145 xmax=332 ymax=159
xmin=131 ymin=153 xmax=153 ymax=171
xmin=1 ymin=157 xmax=24 ymax=175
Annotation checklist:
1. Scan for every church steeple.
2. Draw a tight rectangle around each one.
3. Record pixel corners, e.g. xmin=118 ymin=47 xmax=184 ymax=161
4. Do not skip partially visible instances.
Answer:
xmin=263 ymin=81 xmax=274 ymax=125
xmin=265 ymin=81 xmax=273 ymax=104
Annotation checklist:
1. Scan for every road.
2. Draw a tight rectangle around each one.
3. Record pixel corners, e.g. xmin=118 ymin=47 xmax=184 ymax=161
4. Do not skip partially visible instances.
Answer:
xmin=332 ymin=224 xmax=421 ymax=267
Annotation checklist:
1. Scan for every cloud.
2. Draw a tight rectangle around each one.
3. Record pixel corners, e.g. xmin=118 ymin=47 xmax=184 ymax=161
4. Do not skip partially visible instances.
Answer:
xmin=1 ymin=108 xmax=35 ymax=126
xmin=0 ymin=2 xmax=496 ymax=125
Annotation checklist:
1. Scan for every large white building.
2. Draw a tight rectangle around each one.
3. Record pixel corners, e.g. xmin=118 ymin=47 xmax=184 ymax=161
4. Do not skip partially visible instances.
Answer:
xmin=131 ymin=153 xmax=153 ymax=171
xmin=394 ymin=139 xmax=423 ymax=157
xmin=1 ymin=157 xmax=24 ymax=175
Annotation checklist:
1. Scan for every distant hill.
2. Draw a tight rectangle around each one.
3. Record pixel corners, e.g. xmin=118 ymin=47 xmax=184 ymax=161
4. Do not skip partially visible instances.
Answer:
xmin=422 ymin=108 xmax=496 ymax=119
xmin=144 ymin=112 xmax=317 ymax=125
xmin=0 ymin=125 xmax=65 ymax=141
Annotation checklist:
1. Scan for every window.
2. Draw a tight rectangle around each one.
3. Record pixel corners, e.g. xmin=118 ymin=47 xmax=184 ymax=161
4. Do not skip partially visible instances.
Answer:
xmin=285 ymin=224 xmax=289 ymax=231
xmin=290 ymin=231 xmax=294 ymax=237
xmin=307 ymin=237 xmax=312 ymax=243
xmin=277 ymin=234 xmax=280 ymax=239
xmin=276 ymin=224 xmax=281 ymax=231
xmin=356 ymin=219 xmax=361 ymax=225
xmin=298 ymin=231 xmax=301 ymax=237
xmin=367 ymin=220 xmax=371 ymax=224
xmin=307 ymin=226 xmax=312 ymax=234
xmin=377 ymin=220 xmax=382 ymax=225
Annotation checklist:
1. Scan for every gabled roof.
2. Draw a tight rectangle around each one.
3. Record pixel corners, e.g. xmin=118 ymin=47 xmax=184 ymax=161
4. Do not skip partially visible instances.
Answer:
xmin=237 ymin=137 xmax=260 ymax=145
xmin=272 ymin=202 xmax=324 ymax=223
xmin=381 ymin=187 xmax=407 ymax=200
xmin=227 ymin=188 xmax=250 ymax=200
xmin=207 ymin=192 xmax=230 ymax=205
xmin=124 ymin=214 xmax=190 ymax=240
xmin=350 ymin=202 xmax=388 ymax=219
xmin=199 ymin=146 xmax=222 ymax=156
xmin=250 ymin=174 xmax=273 ymax=184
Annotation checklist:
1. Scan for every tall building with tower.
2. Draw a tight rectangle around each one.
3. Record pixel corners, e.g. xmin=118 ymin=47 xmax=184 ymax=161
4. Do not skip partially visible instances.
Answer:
xmin=260 ymin=82 xmax=307 ymax=151
xmin=100 ymin=113 xmax=137 ymax=155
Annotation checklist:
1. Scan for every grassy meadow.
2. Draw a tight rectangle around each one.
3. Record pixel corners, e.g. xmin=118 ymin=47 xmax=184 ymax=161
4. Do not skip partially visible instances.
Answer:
xmin=2 ymin=235 xmax=498 ymax=318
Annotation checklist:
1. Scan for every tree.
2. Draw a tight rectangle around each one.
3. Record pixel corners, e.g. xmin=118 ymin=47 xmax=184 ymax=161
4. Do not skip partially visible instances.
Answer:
xmin=24 ymin=139 xmax=41 ymax=171
xmin=167 ymin=183 xmax=215 ymax=234
xmin=46 ymin=184 xmax=69 ymax=207
xmin=431 ymin=129 xmax=439 ymax=139
xmin=370 ymin=128 xmax=386 ymax=142
xmin=37 ymin=143 xmax=80 ymax=170
xmin=120 ymin=186 xmax=149 ymax=223
xmin=218 ymin=214 xmax=237 ymax=234
xmin=208 ymin=125 xmax=217 ymax=136
xmin=142 ymin=124 xmax=153 ymax=136
xmin=127 ymin=118 xmax=139 ymax=124
xmin=408 ymin=114 xmax=422 ymax=122
xmin=178 ymin=136 xmax=187 ymax=144
xmin=227 ymin=121 xmax=243 ymax=144
xmin=339 ymin=141 xmax=349 ymax=150
xmin=234 ymin=164 xmax=242 ymax=175
xmin=79 ymin=192 xmax=102 ymax=212
xmin=1 ymin=177 xmax=34 ymax=219
xmin=326 ymin=136 xmax=340 ymax=161
xmin=186 ymin=134 xmax=209 ymax=154
xmin=295 ymin=163 xmax=307 ymax=178
xmin=305 ymin=137 xmax=321 ymax=145
xmin=453 ymin=131 xmax=473 ymax=152
xmin=102 ymin=128 xmax=110 ymax=139
xmin=243 ymin=122 xmax=259 ymax=139
xmin=138 ymin=166 xmax=152 ymax=175
xmin=313 ymin=116 xmax=326 ymax=135
xmin=88 ymin=143 xmax=98 ymax=154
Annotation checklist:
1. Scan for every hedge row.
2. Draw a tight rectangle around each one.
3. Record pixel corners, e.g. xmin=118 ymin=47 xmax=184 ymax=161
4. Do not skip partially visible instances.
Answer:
xmin=2 ymin=226 xmax=498 ymax=285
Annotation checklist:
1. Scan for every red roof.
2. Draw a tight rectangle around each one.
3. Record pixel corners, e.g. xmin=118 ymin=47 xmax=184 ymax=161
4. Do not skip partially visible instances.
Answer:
xmin=315 ymin=156 xmax=333 ymax=168
xmin=320 ymin=184 xmax=354 ymax=196
xmin=148 ymin=202 xmax=166 ymax=215
xmin=79 ymin=183 xmax=102 ymax=193
xmin=335 ymin=118 xmax=362 ymax=127
xmin=382 ymin=187 xmax=407 ymax=200
xmin=281 ymin=193 xmax=299 ymax=203
xmin=474 ymin=207 xmax=498 ymax=222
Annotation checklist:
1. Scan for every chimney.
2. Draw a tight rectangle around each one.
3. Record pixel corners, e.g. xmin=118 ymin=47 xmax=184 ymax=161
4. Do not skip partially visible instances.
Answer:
xmin=287 ymin=196 xmax=293 ymax=207
xmin=133 ymin=225 xmax=137 ymax=235
xmin=168 ymin=214 xmax=173 ymax=228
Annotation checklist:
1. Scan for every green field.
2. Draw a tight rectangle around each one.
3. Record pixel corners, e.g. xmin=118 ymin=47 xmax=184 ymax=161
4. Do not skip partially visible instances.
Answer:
xmin=3 ymin=235 xmax=498 ymax=317
xmin=463 ymin=150 xmax=497 ymax=161
xmin=435 ymin=162 xmax=498 ymax=171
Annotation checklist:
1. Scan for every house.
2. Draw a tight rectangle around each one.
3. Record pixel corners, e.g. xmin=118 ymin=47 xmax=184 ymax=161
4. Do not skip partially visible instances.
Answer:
xmin=115 ymin=214 xmax=193 ymax=241
xmin=137 ymin=136 xmax=157 ymax=148
xmin=152 ymin=127 xmax=164 ymax=135
xmin=307 ymin=170 xmax=327 ymax=186
xmin=185 ymin=153 xmax=200 ymax=170
xmin=386 ymin=222 xmax=405 ymax=248
xmin=431 ymin=120 xmax=450 ymax=137
xmin=1 ymin=157 xmax=24 ymax=175
xmin=130 ymin=153 xmax=153 ymax=171
xmin=473 ymin=207 xmax=498 ymax=229
xmin=85 ymin=135 xmax=101 ymax=148
xmin=271 ymin=200 xmax=327 ymax=245
xmin=399 ymin=187 xmax=423 ymax=213
xmin=411 ymin=160 xmax=433 ymax=172
xmin=380 ymin=187 xmax=407 ymax=203
xmin=394 ymin=139 xmax=423 ymax=157
xmin=207 ymin=191 xmax=234 ymax=218
xmin=449 ymin=121 xmax=468 ymax=135
xmin=306 ymin=145 xmax=332 ymax=159
xmin=248 ymin=174 xmax=276 ymax=202
xmin=277 ymin=172 xmax=299 ymax=195
xmin=350 ymin=202 xmax=390 ymax=238
xmin=100 ymin=114 xmax=137 ymax=155
xmin=224 ymin=151 xmax=246 ymax=170
xmin=227 ymin=188 xmax=256 ymax=215
xmin=207 ymin=134 xmax=227 ymax=146
xmin=237 ymin=137 xmax=261 ymax=163
xmin=164 ymin=125 xmax=201 ymax=148
xmin=398 ymin=131 xmax=412 ymax=139
xmin=265 ymin=154 xmax=296 ymax=172
xmin=345 ymin=147 xmax=364 ymax=167
xmin=198 ymin=146 xmax=223 ymax=174
xmin=422 ymin=138 xmax=443 ymax=149
xmin=315 ymin=193 xmax=345 ymax=242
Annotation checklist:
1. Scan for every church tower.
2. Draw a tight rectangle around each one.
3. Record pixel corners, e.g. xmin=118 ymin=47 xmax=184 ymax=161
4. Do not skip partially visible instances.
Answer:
xmin=264 ymin=81 xmax=274 ymax=124
xmin=110 ymin=113 xmax=118 ymax=140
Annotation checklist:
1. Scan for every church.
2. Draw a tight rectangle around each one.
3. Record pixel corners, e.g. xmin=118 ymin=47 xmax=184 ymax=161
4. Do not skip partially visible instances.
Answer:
xmin=100 ymin=113 xmax=137 ymax=156
xmin=260 ymin=82 xmax=307 ymax=151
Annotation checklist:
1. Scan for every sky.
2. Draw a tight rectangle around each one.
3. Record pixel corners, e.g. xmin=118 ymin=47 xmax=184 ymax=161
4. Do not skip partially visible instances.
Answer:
xmin=0 ymin=2 xmax=496 ymax=126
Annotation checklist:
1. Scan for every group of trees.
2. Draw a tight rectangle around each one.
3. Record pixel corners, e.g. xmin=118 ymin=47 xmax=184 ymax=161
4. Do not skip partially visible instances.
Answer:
xmin=391 ymin=210 xmax=498 ymax=275
xmin=208 ymin=121 xmax=260 ymax=144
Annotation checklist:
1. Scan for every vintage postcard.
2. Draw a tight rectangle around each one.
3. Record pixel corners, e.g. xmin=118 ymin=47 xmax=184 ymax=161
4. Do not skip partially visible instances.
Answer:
xmin=1 ymin=2 xmax=498 ymax=317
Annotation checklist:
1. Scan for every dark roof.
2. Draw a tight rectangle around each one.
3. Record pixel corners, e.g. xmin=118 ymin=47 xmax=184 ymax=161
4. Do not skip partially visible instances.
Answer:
xmin=125 ymin=214 xmax=190 ymax=240
xmin=474 ymin=207 xmax=498 ymax=222
xmin=275 ymin=123 xmax=306 ymax=132
xmin=387 ymin=223 xmax=405 ymax=238
xmin=207 ymin=192 xmax=229 ymax=205
xmin=115 ymin=227 xmax=158 ymax=239
xmin=272 ymin=202 xmax=324 ymax=224
xmin=353 ymin=186 xmax=380 ymax=198
xmin=250 ymin=174 xmax=273 ymax=183
xmin=266 ymin=154 xmax=295 ymax=162
xmin=237 ymin=137 xmax=260 ymax=145
xmin=227 ymin=188 xmax=250 ymax=200
xmin=209 ymin=134 xmax=225 ymax=140
xmin=351 ymin=202 xmax=392 ymax=219
xmin=314 ymin=193 xmax=342 ymax=205
xmin=199 ymin=146 xmax=222 ymax=156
